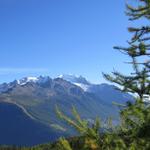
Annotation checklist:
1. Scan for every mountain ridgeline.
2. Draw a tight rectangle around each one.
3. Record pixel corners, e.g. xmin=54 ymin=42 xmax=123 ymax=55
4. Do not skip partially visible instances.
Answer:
xmin=0 ymin=75 xmax=133 ymax=146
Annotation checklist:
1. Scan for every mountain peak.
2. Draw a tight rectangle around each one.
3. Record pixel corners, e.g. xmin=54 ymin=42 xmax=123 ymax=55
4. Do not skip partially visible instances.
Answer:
xmin=16 ymin=76 xmax=52 ymax=86
xmin=58 ymin=74 xmax=90 ymax=85
xmin=58 ymin=74 xmax=91 ymax=91
xmin=17 ymin=76 xmax=39 ymax=85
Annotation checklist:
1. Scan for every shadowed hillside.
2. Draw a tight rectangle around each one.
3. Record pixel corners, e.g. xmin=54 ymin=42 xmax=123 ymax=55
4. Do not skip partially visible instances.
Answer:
xmin=0 ymin=102 xmax=63 ymax=146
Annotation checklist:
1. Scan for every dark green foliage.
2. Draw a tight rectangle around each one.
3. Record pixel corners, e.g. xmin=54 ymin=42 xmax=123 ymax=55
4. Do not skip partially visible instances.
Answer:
xmin=103 ymin=0 xmax=150 ymax=149
xmin=103 ymin=0 xmax=150 ymax=100
xmin=55 ymin=107 xmax=128 ymax=150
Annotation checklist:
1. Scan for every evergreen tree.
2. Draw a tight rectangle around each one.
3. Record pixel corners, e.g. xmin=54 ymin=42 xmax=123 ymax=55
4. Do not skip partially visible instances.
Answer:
xmin=103 ymin=0 xmax=150 ymax=100
xmin=103 ymin=0 xmax=150 ymax=148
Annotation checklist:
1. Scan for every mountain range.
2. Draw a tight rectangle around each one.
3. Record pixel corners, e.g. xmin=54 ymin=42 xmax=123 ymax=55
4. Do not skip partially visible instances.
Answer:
xmin=0 ymin=74 xmax=133 ymax=146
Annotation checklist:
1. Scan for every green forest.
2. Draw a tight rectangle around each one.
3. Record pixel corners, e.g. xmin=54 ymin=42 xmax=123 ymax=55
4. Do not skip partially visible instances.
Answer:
xmin=1 ymin=0 xmax=150 ymax=149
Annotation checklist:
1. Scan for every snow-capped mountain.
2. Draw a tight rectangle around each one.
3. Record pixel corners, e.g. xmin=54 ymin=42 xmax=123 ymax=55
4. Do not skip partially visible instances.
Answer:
xmin=0 ymin=74 xmax=133 ymax=145
xmin=58 ymin=74 xmax=90 ymax=91
xmin=0 ymin=74 xmax=133 ymax=104
xmin=0 ymin=76 xmax=52 ymax=93
xmin=0 ymin=74 xmax=99 ymax=93
xmin=0 ymin=74 xmax=133 ymax=105
xmin=58 ymin=74 xmax=133 ymax=104
xmin=58 ymin=74 xmax=90 ymax=84
xmin=17 ymin=76 xmax=52 ymax=85
xmin=17 ymin=77 xmax=39 ymax=85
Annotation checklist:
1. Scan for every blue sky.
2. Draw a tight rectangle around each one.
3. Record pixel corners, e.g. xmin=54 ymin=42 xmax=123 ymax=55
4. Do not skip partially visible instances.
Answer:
xmin=0 ymin=0 xmax=136 ymax=83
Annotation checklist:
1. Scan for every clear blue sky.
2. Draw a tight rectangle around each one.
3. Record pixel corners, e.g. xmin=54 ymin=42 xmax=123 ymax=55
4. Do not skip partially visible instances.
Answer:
xmin=0 ymin=0 xmax=135 ymax=83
